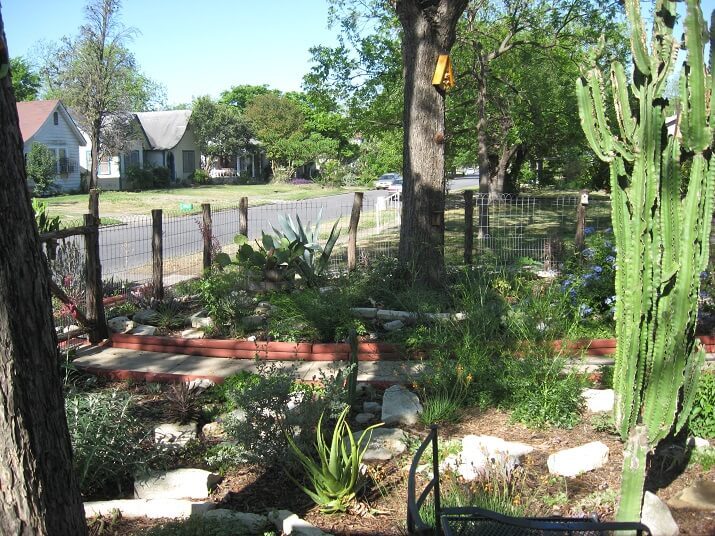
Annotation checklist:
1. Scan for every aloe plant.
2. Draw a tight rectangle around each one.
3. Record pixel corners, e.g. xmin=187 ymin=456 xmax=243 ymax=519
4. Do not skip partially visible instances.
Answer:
xmin=285 ymin=406 xmax=381 ymax=513
xmin=576 ymin=0 xmax=714 ymax=522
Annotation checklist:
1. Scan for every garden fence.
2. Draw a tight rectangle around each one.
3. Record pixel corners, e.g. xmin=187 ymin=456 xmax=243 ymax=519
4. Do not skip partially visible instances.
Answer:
xmin=46 ymin=189 xmax=614 ymax=331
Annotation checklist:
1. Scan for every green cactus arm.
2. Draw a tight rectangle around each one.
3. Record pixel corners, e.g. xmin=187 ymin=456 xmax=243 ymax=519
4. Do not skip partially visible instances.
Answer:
xmin=589 ymin=69 xmax=636 ymax=161
xmin=576 ymin=76 xmax=612 ymax=161
xmin=625 ymin=0 xmax=652 ymax=77
xmin=682 ymin=0 xmax=709 ymax=151
xmin=651 ymin=0 xmax=679 ymax=94
xmin=611 ymin=62 xmax=637 ymax=142
xmin=710 ymin=11 xmax=715 ymax=129
xmin=675 ymin=344 xmax=706 ymax=433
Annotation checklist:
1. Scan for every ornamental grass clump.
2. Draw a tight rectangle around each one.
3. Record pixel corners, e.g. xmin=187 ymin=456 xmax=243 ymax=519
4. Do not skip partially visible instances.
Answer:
xmin=285 ymin=406 xmax=381 ymax=513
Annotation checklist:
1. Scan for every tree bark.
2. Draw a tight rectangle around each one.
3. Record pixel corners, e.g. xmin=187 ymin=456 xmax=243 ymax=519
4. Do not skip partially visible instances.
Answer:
xmin=396 ymin=0 xmax=467 ymax=285
xmin=0 ymin=11 xmax=88 ymax=536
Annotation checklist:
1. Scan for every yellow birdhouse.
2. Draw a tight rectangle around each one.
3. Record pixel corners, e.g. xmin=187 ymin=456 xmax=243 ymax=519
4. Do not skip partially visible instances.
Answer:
xmin=432 ymin=54 xmax=455 ymax=91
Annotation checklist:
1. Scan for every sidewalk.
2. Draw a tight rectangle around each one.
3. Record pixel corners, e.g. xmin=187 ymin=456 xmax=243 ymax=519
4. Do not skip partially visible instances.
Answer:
xmin=73 ymin=345 xmax=430 ymax=385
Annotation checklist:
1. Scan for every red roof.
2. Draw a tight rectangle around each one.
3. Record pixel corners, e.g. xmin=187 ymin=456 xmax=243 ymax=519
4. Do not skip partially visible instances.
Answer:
xmin=17 ymin=100 xmax=60 ymax=142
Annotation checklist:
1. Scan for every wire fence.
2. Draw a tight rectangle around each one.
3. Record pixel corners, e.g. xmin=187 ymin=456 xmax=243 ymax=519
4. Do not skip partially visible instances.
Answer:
xmin=47 ymin=192 xmax=613 ymax=324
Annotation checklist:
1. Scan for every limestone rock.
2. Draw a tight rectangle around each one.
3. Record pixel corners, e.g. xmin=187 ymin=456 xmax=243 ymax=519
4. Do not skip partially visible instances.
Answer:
xmin=129 ymin=324 xmax=157 ymax=336
xmin=383 ymin=320 xmax=404 ymax=332
xmin=456 ymin=435 xmax=535 ymax=480
xmin=107 ymin=316 xmax=136 ymax=333
xmin=204 ymin=509 xmax=270 ymax=532
xmin=582 ymin=388 xmax=615 ymax=413
xmin=641 ymin=491 xmax=678 ymax=536
xmin=84 ymin=499 xmax=215 ymax=519
xmin=242 ymin=315 xmax=265 ymax=329
xmin=669 ymin=479 xmax=715 ymax=511
xmin=202 ymin=421 xmax=225 ymax=440
xmin=355 ymin=412 xmax=375 ymax=425
xmin=351 ymin=307 xmax=378 ymax=319
xmin=688 ymin=436 xmax=711 ymax=450
xmin=547 ymin=441 xmax=609 ymax=477
xmin=181 ymin=328 xmax=205 ymax=339
xmin=154 ymin=422 xmax=197 ymax=447
xmin=135 ymin=468 xmax=220 ymax=500
xmin=190 ymin=311 xmax=213 ymax=329
xmin=376 ymin=310 xmax=417 ymax=321
xmin=268 ymin=509 xmax=332 ymax=536
xmin=382 ymin=385 xmax=422 ymax=426
xmin=353 ymin=427 xmax=408 ymax=462
xmin=132 ymin=309 xmax=157 ymax=324
xmin=363 ymin=401 xmax=381 ymax=413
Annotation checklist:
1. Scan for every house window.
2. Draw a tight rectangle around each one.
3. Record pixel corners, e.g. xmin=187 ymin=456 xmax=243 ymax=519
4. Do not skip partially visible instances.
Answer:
xmin=130 ymin=150 xmax=140 ymax=167
xmin=98 ymin=157 xmax=111 ymax=175
xmin=53 ymin=112 xmax=59 ymax=125
xmin=182 ymin=150 xmax=196 ymax=174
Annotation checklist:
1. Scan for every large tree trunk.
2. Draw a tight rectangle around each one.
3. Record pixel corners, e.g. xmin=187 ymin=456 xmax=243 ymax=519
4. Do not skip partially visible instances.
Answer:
xmin=396 ymin=0 xmax=467 ymax=285
xmin=0 ymin=12 xmax=88 ymax=536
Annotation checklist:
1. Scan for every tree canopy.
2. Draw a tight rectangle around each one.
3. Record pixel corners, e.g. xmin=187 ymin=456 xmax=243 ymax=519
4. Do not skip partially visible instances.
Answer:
xmin=9 ymin=56 xmax=40 ymax=101
xmin=191 ymin=95 xmax=253 ymax=170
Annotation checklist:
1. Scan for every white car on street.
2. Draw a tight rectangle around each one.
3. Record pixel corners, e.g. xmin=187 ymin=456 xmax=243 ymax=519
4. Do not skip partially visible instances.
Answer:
xmin=374 ymin=173 xmax=402 ymax=189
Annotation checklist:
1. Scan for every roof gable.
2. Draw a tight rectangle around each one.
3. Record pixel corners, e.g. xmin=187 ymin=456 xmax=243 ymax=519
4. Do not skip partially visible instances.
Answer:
xmin=135 ymin=110 xmax=192 ymax=150
xmin=17 ymin=100 xmax=85 ymax=145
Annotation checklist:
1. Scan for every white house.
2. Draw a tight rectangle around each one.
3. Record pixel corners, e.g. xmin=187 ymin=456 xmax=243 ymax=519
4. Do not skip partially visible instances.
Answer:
xmin=17 ymin=99 xmax=85 ymax=192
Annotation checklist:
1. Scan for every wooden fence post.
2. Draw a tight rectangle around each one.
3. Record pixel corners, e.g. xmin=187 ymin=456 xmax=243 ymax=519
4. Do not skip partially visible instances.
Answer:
xmin=464 ymin=190 xmax=474 ymax=265
xmin=575 ymin=189 xmax=589 ymax=251
xmin=84 ymin=213 xmax=108 ymax=342
xmin=152 ymin=209 xmax=164 ymax=301
xmin=347 ymin=192 xmax=363 ymax=271
xmin=202 ymin=203 xmax=212 ymax=270
xmin=89 ymin=189 xmax=99 ymax=219
xmin=239 ymin=197 xmax=248 ymax=237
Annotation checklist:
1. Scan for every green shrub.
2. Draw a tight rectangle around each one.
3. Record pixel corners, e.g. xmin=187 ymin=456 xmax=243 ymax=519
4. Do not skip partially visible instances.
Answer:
xmin=142 ymin=515 xmax=255 ymax=536
xmin=689 ymin=372 xmax=715 ymax=438
xmin=32 ymin=199 xmax=61 ymax=233
xmin=197 ymin=268 xmax=254 ymax=329
xmin=267 ymin=288 xmax=366 ymax=342
xmin=191 ymin=169 xmax=211 ymax=185
xmin=222 ymin=361 xmax=347 ymax=467
xmin=125 ymin=166 xmax=155 ymax=190
xmin=507 ymin=353 xmax=585 ymax=429
xmin=204 ymin=443 xmax=245 ymax=475
xmin=65 ymin=390 xmax=162 ymax=497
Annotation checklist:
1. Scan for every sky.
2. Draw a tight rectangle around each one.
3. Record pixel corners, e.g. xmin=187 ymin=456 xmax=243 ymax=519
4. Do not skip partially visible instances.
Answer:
xmin=2 ymin=0 xmax=339 ymax=106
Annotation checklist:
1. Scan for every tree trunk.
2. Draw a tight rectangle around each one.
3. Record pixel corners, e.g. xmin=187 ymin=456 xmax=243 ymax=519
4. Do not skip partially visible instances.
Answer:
xmin=476 ymin=67 xmax=490 ymax=195
xmin=89 ymin=117 xmax=100 ymax=216
xmin=0 ymin=12 xmax=88 ymax=535
xmin=396 ymin=0 xmax=467 ymax=285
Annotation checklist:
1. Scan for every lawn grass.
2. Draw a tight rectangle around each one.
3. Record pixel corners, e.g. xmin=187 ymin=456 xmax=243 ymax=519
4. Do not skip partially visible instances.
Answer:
xmin=43 ymin=183 xmax=363 ymax=221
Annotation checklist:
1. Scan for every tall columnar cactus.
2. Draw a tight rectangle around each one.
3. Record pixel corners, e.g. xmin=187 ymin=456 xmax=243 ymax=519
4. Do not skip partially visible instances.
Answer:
xmin=576 ymin=0 xmax=715 ymax=523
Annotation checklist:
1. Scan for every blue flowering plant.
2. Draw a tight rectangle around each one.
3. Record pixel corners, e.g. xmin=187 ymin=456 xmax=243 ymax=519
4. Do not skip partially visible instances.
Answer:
xmin=560 ymin=229 xmax=617 ymax=331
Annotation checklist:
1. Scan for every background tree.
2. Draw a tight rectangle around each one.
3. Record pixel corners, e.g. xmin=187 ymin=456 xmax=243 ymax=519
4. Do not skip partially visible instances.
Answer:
xmin=219 ymin=84 xmax=277 ymax=111
xmin=191 ymin=95 xmax=253 ymax=170
xmin=9 ymin=56 xmax=40 ymax=101
xmin=41 ymin=0 xmax=164 ymax=214
xmin=25 ymin=142 xmax=57 ymax=195
xmin=0 ymin=9 xmax=88 ymax=535
xmin=395 ymin=0 xmax=468 ymax=284
xmin=245 ymin=93 xmax=337 ymax=180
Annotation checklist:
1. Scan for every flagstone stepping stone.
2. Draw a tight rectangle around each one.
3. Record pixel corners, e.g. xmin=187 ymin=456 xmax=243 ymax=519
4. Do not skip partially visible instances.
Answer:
xmin=135 ymin=468 xmax=221 ymax=500
xmin=204 ymin=509 xmax=270 ymax=533
xmin=382 ymin=385 xmax=422 ymax=426
xmin=154 ymin=422 xmax=197 ymax=447
xmin=268 ymin=509 xmax=332 ymax=536
xmin=582 ymin=388 xmax=614 ymax=413
xmin=84 ymin=499 xmax=215 ymax=519
xmin=132 ymin=309 xmax=157 ymax=324
xmin=547 ymin=441 xmax=609 ymax=477
xmin=107 ymin=316 xmax=136 ymax=333
xmin=129 ymin=324 xmax=157 ymax=336
xmin=352 ymin=427 xmax=408 ymax=462
xmin=668 ymin=479 xmax=715 ymax=511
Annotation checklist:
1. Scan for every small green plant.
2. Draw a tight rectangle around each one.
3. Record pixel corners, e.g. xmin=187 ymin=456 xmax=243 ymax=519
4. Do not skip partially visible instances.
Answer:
xmin=153 ymin=298 xmax=187 ymax=330
xmin=204 ymin=443 xmax=245 ymax=474
xmin=197 ymin=268 xmax=254 ymax=329
xmin=191 ymin=168 xmax=211 ymax=185
xmin=591 ymin=413 xmax=617 ymax=434
xmin=689 ymin=372 xmax=715 ymax=438
xmin=689 ymin=447 xmax=715 ymax=471
xmin=66 ymin=390 xmax=163 ymax=497
xmin=32 ymin=198 xmax=61 ymax=233
xmin=286 ymin=406 xmax=381 ymax=513
xmin=419 ymin=367 xmax=472 ymax=425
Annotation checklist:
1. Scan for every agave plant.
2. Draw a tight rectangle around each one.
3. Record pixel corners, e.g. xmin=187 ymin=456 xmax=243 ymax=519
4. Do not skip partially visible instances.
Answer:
xmin=285 ymin=406 xmax=381 ymax=513
xmin=272 ymin=209 xmax=341 ymax=285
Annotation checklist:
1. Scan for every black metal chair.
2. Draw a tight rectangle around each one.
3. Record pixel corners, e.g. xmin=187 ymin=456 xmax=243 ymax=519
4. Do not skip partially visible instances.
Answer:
xmin=407 ymin=426 xmax=652 ymax=535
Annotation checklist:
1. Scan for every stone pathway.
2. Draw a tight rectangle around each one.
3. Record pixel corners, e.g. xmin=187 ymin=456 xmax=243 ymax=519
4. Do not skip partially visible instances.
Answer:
xmin=73 ymin=345 xmax=430 ymax=385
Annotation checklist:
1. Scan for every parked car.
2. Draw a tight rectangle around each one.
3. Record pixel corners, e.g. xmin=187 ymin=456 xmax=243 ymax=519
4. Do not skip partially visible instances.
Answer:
xmin=387 ymin=177 xmax=403 ymax=197
xmin=375 ymin=173 xmax=402 ymax=189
